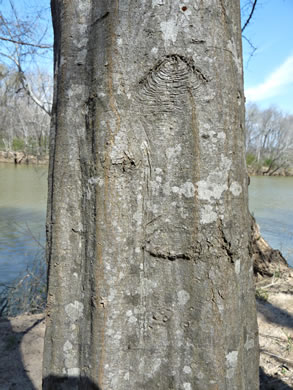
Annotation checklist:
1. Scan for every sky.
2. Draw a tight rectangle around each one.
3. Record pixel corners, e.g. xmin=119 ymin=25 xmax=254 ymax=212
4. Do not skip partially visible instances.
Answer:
xmin=0 ymin=0 xmax=52 ymax=72
xmin=241 ymin=0 xmax=293 ymax=114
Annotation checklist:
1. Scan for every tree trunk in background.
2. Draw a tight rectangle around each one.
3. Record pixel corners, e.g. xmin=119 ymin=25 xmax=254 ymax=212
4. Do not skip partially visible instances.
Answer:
xmin=43 ymin=1 xmax=259 ymax=389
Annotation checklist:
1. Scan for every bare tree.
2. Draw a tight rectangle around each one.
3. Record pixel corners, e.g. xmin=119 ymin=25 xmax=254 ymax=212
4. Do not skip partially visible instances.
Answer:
xmin=43 ymin=1 xmax=259 ymax=389
xmin=246 ymin=103 xmax=293 ymax=174
xmin=0 ymin=0 xmax=52 ymax=116
xmin=0 ymin=66 xmax=51 ymax=157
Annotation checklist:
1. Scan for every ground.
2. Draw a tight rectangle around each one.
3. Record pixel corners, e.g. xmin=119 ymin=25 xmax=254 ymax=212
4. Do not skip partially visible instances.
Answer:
xmin=257 ymin=270 xmax=293 ymax=389
xmin=0 ymin=313 xmax=44 ymax=390
xmin=0 ymin=272 xmax=292 ymax=390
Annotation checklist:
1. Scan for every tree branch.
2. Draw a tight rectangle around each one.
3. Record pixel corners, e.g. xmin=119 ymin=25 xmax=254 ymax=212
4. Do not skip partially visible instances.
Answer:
xmin=18 ymin=70 xmax=51 ymax=116
xmin=242 ymin=0 xmax=258 ymax=32
xmin=0 ymin=35 xmax=52 ymax=49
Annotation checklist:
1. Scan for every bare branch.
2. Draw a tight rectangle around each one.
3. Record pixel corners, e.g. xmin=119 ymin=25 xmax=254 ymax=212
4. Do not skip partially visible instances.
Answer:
xmin=19 ymin=70 xmax=51 ymax=116
xmin=0 ymin=35 xmax=52 ymax=49
xmin=242 ymin=0 xmax=258 ymax=32
xmin=242 ymin=35 xmax=257 ymax=66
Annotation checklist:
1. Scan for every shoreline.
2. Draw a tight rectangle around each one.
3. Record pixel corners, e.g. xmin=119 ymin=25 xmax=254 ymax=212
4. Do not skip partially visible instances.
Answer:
xmin=248 ymin=165 xmax=293 ymax=177
xmin=0 ymin=151 xmax=49 ymax=165
xmin=2 ymin=152 xmax=293 ymax=175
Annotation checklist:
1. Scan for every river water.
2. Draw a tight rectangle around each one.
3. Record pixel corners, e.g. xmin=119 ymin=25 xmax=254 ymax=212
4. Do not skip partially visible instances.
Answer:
xmin=0 ymin=163 xmax=47 ymax=286
xmin=0 ymin=165 xmax=292 ymax=286
xmin=249 ymin=176 xmax=293 ymax=267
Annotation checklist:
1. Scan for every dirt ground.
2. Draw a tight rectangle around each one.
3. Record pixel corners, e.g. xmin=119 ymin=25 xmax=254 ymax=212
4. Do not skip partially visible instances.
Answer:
xmin=257 ymin=270 xmax=293 ymax=389
xmin=0 ymin=272 xmax=293 ymax=390
xmin=0 ymin=313 xmax=45 ymax=389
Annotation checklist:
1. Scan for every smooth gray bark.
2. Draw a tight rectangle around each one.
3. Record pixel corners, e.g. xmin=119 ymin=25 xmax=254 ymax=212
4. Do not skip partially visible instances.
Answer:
xmin=43 ymin=1 xmax=259 ymax=389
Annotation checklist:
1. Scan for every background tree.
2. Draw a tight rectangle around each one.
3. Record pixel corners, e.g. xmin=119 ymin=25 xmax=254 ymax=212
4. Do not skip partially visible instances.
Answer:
xmin=0 ymin=0 xmax=52 ymax=158
xmin=0 ymin=0 xmax=52 ymax=114
xmin=246 ymin=103 xmax=293 ymax=174
xmin=43 ymin=1 xmax=259 ymax=389
xmin=0 ymin=67 xmax=52 ymax=157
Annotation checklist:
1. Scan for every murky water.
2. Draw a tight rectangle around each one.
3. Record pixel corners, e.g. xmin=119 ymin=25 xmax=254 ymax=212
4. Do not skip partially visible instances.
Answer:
xmin=249 ymin=176 xmax=293 ymax=267
xmin=0 ymin=164 xmax=292 ymax=287
xmin=0 ymin=163 xmax=47 ymax=285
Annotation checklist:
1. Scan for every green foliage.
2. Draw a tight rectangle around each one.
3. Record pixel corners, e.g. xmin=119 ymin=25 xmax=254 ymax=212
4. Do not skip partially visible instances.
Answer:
xmin=286 ymin=336 xmax=293 ymax=352
xmin=255 ymin=288 xmax=269 ymax=302
xmin=283 ymin=330 xmax=293 ymax=352
xmin=246 ymin=152 xmax=256 ymax=166
xmin=8 ymin=136 xmax=49 ymax=156
xmin=12 ymin=137 xmax=25 ymax=151
xmin=27 ymin=137 xmax=38 ymax=155
xmin=281 ymin=366 xmax=289 ymax=375
xmin=273 ymin=269 xmax=281 ymax=278
xmin=263 ymin=158 xmax=274 ymax=168
xmin=0 ymin=138 xmax=5 ymax=150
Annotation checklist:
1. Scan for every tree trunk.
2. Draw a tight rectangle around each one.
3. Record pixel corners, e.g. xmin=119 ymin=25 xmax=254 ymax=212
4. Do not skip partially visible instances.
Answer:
xmin=43 ymin=1 xmax=259 ymax=389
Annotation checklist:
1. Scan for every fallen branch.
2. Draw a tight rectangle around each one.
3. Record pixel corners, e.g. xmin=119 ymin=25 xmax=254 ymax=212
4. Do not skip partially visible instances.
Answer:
xmin=261 ymin=350 xmax=293 ymax=366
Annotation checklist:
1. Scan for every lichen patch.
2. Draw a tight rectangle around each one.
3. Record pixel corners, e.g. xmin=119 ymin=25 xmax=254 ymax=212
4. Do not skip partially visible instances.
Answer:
xmin=177 ymin=290 xmax=190 ymax=305
xmin=160 ymin=18 xmax=179 ymax=47
xmin=65 ymin=301 xmax=84 ymax=322
xmin=229 ymin=181 xmax=242 ymax=196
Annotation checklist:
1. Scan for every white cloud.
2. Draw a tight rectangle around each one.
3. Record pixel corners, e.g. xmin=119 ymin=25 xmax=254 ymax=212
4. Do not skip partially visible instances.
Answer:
xmin=245 ymin=55 xmax=293 ymax=102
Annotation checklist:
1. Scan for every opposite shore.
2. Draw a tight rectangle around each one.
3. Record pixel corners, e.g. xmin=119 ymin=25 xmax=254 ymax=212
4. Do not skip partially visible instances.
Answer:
xmin=1 ymin=150 xmax=293 ymax=176
xmin=0 ymin=151 xmax=49 ymax=165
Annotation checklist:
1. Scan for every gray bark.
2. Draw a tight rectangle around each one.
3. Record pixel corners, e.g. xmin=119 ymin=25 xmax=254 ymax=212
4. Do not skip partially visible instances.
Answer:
xmin=43 ymin=1 xmax=259 ymax=389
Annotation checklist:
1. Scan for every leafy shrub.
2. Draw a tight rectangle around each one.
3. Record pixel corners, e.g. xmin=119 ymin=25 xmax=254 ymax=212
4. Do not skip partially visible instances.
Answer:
xmin=0 ymin=138 xmax=6 ymax=150
xmin=246 ymin=152 xmax=256 ymax=166
xmin=255 ymin=288 xmax=269 ymax=302
xmin=12 ymin=137 xmax=25 ymax=151
xmin=263 ymin=158 xmax=274 ymax=168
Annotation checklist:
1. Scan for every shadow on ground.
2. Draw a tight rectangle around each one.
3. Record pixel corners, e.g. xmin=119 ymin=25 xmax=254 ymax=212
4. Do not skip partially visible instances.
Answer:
xmin=0 ymin=314 xmax=102 ymax=390
xmin=260 ymin=367 xmax=293 ymax=390
xmin=257 ymin=298 xmax=293 ymax=329
xmin=43 ymin=376 xmax=101 ymax=389
xmin=0 ymin=316 xmax=42 ymax=389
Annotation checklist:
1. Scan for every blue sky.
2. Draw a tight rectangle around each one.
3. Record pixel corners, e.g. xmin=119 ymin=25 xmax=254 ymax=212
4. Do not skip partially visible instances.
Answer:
xmin=0 ymin=0 xmax=52 ymax=72
xmin=241 ymin=0 xmax=293 ymax=114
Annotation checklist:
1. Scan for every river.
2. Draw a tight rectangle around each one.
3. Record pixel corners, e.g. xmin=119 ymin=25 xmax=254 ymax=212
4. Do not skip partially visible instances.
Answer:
xmin=0 ymin=165 xmax=292 ymax=287
xmin=0 ymin=163 xmax=47 ymax=286
xmin=249 ymin=176 xmax=293 ymax=267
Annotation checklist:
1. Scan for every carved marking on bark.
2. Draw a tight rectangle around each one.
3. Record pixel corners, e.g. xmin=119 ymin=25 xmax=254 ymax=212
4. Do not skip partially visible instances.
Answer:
xmin=137 ymin=54 xmax=208 ymax=113
xmin=144 ymin=247 xmax=191 ymax=261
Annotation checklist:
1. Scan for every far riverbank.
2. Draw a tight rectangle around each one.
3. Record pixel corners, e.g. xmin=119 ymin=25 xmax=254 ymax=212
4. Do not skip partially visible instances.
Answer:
xmin=248 ymin=165 xmax=293 ymax=177
xmin=0 ymin=151 xmax=49 ymax=165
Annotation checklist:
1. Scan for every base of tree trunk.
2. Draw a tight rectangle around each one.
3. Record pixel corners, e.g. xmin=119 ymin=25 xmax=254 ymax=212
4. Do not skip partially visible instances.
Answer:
xmin=251 ymin=215 xmax=289 ymax=279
